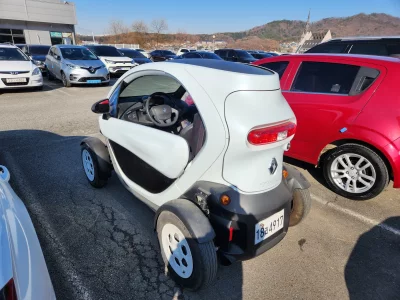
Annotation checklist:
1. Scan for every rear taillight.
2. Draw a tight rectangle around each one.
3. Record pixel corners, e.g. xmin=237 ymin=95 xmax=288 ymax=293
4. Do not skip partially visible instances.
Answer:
xmin=0 ymin=278 xmax=17 ymax=300
xmin=247 ymin=121 xmax=296 ymax=145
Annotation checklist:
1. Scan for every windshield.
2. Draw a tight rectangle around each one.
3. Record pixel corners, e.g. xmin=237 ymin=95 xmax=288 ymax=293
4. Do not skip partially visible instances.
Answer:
xmin=61 ymin=48 xmax=98 ymax=60
xmin=28 ymin=45 xmax=50 ymax=55
xmin=236 ymin=50 xmax=255 ymax=59
xmin=199 ymin=52 xmax=222 ymax=59
xmin=120 ymin=49 xmax=145 ymax=58
xmin=161 ymin=50 xmax=175 ymax=56
xmin=89 ymin=46 xmax=122 ymax=57
xmin=0 ymin=47 xmax=29 ymax=61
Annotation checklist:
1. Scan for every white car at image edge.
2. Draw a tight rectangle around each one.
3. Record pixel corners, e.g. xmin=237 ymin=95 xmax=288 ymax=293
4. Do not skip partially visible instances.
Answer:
xmin=0 ymin=44 xmax=43 ymax=90
xmin=0 ymin=165 xmax=56 ymax=299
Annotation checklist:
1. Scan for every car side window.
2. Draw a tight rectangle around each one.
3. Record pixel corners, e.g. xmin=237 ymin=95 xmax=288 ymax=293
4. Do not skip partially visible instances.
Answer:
xmin=291 ymin=62 xmax=360 ymax=95
xmin=49 ymin=47 xmax=55 ymax=56
xmin=349 ymin=43 xmax=389 ymax=56
xmin=227 ymin=50 xmax=235 ymax=58
xmin=259 ymin=61 xmax=289 ymax=79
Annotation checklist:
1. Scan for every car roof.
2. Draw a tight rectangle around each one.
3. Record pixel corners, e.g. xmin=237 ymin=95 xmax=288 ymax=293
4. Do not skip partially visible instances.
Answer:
xmin=25 ymin=44 xmax=50 ymax=47
xmin=56 ymin=45 xmax=90 ymax=49
xmin=0 ymin=43 xmax=18 ymax=48
xmin=170 ymin=59 xmax=273 ymax=75
xmin=261 ymin=53 xmax=400 ymax=65
xmin=328 ymin=36 xmax=400 ymax=42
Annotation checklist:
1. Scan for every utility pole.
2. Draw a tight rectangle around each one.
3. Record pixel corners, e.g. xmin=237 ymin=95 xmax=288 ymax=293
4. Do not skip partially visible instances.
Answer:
xmin=92 ymin=31 xmax=96 ymax=44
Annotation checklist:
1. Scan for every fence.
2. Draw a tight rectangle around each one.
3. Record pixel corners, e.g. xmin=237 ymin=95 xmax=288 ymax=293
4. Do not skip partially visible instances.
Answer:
xmin=79 ymin=41 xmax=140 ymax=49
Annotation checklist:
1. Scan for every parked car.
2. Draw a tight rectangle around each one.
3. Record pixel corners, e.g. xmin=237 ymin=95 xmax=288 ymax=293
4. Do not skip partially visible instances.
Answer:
xmin=176 ymin=48 xmax=190 ymax=56
xmin=134 ymin=48 xmax=150 ymax=58
xmin=0 ymin=165 xmax=56 ymax=300
xmin=176 ymin=51 xmax=222 ymax=60
xmin=86 ymin=45 xmax=137 ymax=75
xmin=118 ymin=48 xmax=152 ymax=64
xmin=21 ymin=44 xmax=50 ymax=73
xmin=265 ymin=52 xmax=280 ymax=56
xmin=305 ymin=36 xmax=400 ymax=57
xmin=253 ymin=54 xmax=400 ymax=200
xmin=46 ymin=45 xmax=110 ymax=87
xmin=149 ymin=50 xmax=178 ymax=61
xmin=250 ymin=52 xmax=273 ymax=59
xmin=82 ymin=59 xmax=311 ymax=290
xmin=214 ymin=49 xmax=257 ymax=63
xmin=0 ymin=43 xmax=43 ymax=90
xmin=14 ymin=43 xmax=26 ymax=50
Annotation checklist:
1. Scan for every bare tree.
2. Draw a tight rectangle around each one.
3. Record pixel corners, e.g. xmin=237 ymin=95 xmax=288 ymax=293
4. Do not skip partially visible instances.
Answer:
xmin=175 ymin=29 xmax=189 ymax=45
xmin=107 ymin=19 xmax=129 ymax=43
xmin=132 ymin=20 xmax=149 ymax=48
xmin=151 ymin=18 xmax=168 ymax=47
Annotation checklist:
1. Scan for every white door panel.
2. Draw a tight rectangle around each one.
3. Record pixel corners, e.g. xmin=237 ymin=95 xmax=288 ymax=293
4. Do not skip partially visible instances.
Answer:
xmin=99 ymin=117 xmax=189 ymax=179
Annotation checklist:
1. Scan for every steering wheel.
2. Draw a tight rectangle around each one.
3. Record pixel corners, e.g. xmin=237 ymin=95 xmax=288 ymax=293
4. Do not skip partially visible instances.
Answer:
xmin=145 ymin=92 xmax=180 ymax=127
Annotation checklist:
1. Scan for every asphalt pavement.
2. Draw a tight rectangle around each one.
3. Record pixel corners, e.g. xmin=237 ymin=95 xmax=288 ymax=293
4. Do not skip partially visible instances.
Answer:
xmin=0 ymin=79 xmax=399 ymax=300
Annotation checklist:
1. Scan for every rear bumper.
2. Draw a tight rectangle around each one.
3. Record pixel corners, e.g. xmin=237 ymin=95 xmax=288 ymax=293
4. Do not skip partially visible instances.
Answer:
xmin=385 ymin=138 xmax=400 ymax=188
xmin=183 ymin=179 xmax=296 ymax=262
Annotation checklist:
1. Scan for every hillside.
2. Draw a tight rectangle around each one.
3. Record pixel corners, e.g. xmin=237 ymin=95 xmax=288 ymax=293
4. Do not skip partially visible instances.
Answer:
xmin=210 ymin=13 xmax=400 ymax=42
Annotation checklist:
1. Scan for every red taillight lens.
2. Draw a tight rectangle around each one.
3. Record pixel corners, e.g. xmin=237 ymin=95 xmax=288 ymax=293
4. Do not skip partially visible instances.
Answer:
xmin=247 ymin=121 xmax=296 ymax=145
xmin=1 ymin=278 xmax=17 ymax=300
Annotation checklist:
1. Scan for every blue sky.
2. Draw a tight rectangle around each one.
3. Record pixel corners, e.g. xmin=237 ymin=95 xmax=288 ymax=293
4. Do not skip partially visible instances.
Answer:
xmin=75 ymin=0 xmax=400 ymax=35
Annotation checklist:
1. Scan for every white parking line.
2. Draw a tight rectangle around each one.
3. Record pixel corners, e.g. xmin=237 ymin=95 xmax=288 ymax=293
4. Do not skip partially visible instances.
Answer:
xmin=311 ymin=194 xmax=400 ymax=237
xmin=44 ymin=84 xmax=72 ymax=96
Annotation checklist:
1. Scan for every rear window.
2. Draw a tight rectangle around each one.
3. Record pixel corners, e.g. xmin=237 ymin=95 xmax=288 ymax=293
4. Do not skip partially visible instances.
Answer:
xmin=306 ymin=43 xmax=348 ymax=54
xmin=291 ymin=62 xmax=360 ymax=95
xmin=28 ymin=45 xmax=50 ymax=55
xmin=259 ymin=61 xmax=289 ymax=79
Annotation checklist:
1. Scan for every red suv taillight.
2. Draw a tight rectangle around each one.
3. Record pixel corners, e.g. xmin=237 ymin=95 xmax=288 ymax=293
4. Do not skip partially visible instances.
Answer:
xmin=247 ymin=121 xmax=296 ymax=145
xmin=0 ymin=278 xmax=17 ymax=300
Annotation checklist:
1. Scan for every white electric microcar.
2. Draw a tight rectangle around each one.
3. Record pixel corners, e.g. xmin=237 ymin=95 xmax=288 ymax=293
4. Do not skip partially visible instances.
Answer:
xmin=81 ymin=59 xmax=311 ymax=290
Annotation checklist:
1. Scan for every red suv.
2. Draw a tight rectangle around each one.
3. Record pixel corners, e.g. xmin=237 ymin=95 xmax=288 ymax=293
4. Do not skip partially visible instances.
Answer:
xmin=253 ymin=54 xmax=400 ymax=200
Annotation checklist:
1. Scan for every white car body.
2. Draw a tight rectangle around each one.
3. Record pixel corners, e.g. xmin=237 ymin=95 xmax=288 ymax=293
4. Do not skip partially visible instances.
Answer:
xmin=176 ymin=48 xmax=190 ymax=56
xmin=0 ymin=44 xmax=43 ymax=89
xmin=0 ymin=165 xmax=55 ymax=299
xmin=101 ymin=60 xmax=296 ymax=208
xmin=98 ymin=56 xmax=137 ymax=74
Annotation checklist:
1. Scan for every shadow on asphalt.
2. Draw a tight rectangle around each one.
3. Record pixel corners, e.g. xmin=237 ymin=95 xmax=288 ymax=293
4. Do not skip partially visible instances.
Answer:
xmin=0 ymin=129 xmax=244 ymax=300
xmin=345 ymin=217 xmax=400 ymax=300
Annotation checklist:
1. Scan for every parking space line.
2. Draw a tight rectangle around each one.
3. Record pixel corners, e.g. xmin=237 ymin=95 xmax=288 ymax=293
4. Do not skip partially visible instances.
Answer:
xmin=311 ymin=193 xmax=400 ymax=237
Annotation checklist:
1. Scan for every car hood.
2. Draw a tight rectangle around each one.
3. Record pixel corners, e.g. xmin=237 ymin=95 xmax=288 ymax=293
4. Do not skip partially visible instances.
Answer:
xmin=0 ymin=61 xmax=33 ymax=72
xmin=31 ymin=55 xmax=47 ymax=62
xmin=99 ymin=56 xmax=132 ymax=62
xmin=64 ymin=59 xmax=105 ymax=68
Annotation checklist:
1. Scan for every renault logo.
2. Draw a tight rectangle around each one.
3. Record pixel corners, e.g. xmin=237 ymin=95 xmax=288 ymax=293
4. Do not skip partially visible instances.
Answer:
xmin=89 ymin=67 xmax=94 ymax=73
xmin=269 ymin=158 xmax=278 ymax=175
xmin=10 ymin=71 xmax=18 ymax=75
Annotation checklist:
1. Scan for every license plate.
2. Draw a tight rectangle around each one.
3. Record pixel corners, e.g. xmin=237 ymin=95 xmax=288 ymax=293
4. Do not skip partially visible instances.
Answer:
xmin=6 ymin=78 xmax=27 ymax=83
xmin=87 ymin=79 xmax=101 ymax=84
xmin=254 ymin=209 xmax=284 ymax=245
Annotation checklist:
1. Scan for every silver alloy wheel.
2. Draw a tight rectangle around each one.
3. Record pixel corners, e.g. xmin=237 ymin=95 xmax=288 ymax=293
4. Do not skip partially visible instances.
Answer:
xmin=330 ymin=153 xmax=376 ymax=194
xmin=82 ymin=149 xmax=95 ymax=181
xmin=161 ymin=223 xmax=193 ymax=278
xmin=62 ymin=73 xmax=68 ymax=86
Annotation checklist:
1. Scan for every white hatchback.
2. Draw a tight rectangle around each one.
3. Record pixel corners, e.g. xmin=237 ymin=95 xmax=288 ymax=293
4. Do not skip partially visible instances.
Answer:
xmin=0 ymin=44 xmax=43 ymax=90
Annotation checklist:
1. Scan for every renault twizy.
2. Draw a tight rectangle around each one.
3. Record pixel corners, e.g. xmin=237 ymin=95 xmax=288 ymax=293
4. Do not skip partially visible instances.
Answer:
xmin=81 ymin=59 xmax=312 ymax=290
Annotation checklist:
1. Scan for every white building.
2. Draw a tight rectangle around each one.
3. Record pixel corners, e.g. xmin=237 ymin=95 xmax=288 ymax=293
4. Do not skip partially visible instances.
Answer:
xmin=0 ymin=0 xmax=77 ymax=45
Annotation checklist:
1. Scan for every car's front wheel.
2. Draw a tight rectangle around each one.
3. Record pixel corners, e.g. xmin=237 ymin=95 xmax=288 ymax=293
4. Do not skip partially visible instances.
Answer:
xmin=61 ymin=72 xmax=71 ymax=87
xmin=323 ymin=144 xmax=389 ymax=200
xmin=80 ymin=144 xmax=108 ymax=188
xmin=157 ymin=211 xmax=217 ymax=291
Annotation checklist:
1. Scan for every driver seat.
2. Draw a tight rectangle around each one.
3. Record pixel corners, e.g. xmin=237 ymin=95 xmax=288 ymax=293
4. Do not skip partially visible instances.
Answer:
xmin=179 ymin=113 xmax=205 ymax=161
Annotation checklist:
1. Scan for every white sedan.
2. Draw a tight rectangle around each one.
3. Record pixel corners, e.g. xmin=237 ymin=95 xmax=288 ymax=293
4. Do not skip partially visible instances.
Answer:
xmin=0 ymin=44 xmax=43 ymax=90
xmin=0 ymin=165 xmax=55 ymax=299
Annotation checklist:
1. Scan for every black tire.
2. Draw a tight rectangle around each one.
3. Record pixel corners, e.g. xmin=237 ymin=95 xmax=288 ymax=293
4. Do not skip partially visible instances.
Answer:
xmin=35 ymin=85 xmax=43 ymax=91
xmin=323 ymin=144 xmax=389 ymax=200
xmin=80 ymin=143 xmax=108 ymax=188
xmin=157 ymin=211 xmax=217 ymax=291
xmin=102 ymin=81 xmax=110 ymax=86
xmin=61 ymin=72 xmax=71 ymax=87
xmin=289 ymin=189 xmax=312 ymax=226
xmin=47 ymin=70 xmax=54 ymax=81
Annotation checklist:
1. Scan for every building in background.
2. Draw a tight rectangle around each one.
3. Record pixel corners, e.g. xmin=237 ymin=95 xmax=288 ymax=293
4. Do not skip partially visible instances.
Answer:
xmin=0 ymin=0 xmax=77 ymax=45
xmin=296 ymin=10 xmax=332 ymax=53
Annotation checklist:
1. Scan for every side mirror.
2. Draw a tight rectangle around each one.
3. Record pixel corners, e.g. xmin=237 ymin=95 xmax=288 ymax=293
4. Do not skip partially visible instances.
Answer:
xmin=91 ymin=99 xmax=110 ymax=114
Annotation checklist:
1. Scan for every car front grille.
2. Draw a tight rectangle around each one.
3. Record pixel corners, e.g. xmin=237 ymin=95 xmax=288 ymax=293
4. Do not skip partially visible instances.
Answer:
xmin=77 ymin=77 xmax=107 ymax=82
xmin=1 ymin=78 xmax=30 ymax=86
xmin=0 ymin=71 xmax=30 ymax=75
xmin=80 ymin=66 xmax=102 ymax=74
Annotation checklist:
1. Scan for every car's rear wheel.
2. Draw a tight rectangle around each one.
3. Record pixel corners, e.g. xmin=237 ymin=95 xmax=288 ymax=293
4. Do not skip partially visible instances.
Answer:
xmin=157 ymin=211 xmax=217 ymax=291
xmin=47 ymin=70 xmax=54 ymax=81
xmin=323 ymin=144 xmax=389 ymax=200
xmin=289 ymin=189 xmax=312 ymax=226
xmin=61 ymin=72 xmax=71 ymax=87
